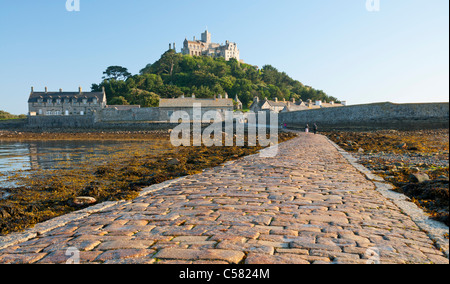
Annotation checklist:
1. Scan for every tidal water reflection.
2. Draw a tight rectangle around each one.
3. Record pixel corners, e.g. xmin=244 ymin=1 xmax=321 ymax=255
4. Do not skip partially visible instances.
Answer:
xmin=0 ymin=140 xmax=170 ymax=187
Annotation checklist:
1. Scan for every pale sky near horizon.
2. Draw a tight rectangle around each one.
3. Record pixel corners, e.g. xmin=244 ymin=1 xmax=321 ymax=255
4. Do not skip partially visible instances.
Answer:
xmin=0 ymin=0 xmax=448 ymax=114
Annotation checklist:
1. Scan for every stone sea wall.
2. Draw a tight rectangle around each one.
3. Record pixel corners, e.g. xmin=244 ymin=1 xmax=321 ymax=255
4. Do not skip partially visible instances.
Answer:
xmin=279 ymin=102 xmax=449 ymax=131
xmin=96 ymin=108 xmax=160 ymax=122
xmin=27 ymin=115 xmax=96 ymax=129
xmin=4 ymin=102 xmax=449 ymax=131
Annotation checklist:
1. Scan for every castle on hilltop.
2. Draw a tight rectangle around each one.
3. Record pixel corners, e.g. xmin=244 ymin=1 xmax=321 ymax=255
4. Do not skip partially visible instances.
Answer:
xmin=172 ymin=30 xmax=241 ymax=62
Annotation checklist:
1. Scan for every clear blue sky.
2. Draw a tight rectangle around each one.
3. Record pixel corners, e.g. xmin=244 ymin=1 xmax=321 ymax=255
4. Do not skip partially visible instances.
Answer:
xmin=0 ymin=0 xmax=448 ymax=114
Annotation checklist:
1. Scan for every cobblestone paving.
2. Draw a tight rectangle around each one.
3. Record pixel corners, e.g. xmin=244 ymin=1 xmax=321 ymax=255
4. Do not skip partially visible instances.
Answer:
xmin=0 ymin=134 xmax=448 ymax=264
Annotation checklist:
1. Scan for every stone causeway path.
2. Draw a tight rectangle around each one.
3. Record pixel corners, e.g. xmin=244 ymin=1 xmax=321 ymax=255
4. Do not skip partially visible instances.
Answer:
xmin=0 ymin=133 xmax=448 ymax=264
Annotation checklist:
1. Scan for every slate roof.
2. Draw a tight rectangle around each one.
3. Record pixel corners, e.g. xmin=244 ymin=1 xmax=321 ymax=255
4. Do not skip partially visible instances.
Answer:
xmin=265 ymin=100 xmax=288 ymax=107
xmin=106 ymin=105 xmax=141 ymax=111
xmin=251 ymin=99 xmax=287 ymax=110
xmin=28 ymin=91 xmax=105 ymax=104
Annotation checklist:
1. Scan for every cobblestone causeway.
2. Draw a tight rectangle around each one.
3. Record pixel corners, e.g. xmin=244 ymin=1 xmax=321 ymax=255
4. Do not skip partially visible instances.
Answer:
xmin=0 ymin=133 xmax=448 ymax=264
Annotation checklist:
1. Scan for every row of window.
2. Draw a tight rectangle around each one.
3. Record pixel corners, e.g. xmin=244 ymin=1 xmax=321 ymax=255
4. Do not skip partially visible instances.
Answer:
xmin=189 ymin=44 xmax=202 ymax=49
xmin=190 ymin=51 xmax=202 ymax=56
xmin=35 ymin=99 xmax=98 ymax=105
xmin=37 ymin=109 xmax=92 ymax=116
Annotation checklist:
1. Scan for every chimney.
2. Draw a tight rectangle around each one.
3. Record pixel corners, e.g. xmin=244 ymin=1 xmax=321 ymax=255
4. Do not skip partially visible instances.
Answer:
xmin=31 ymin=86 xmax=34 ymax=94
xmin=219 ymin=94 xmax=222 ymax=99
xmin=330 ymin=101 xmax=335 ymax=105
xmin=291 ymin=98 xmax=295 ymax=103
xmin=59 ymin=88 xmax=62 ymax=93
xmin=79 ymin=86 xmax=82 ymax=94
xmin=315 ymin=100 xmax=322 ymax=106
xmin=275 ymin=98 xmax=278 ymax=102
xmin=45 ymin=87 xmax=48 ymax=93
xmin=224 ymin=93 xmax=228 ymax=99
xmin=169 ymin=43 xmax=172 ymax=50
xmin=341 ymin=101 xmax=347 ymax=106
xmin=181 ymin=94 xmax=185 ymax=98
xmin=192 ymin=94 xmax=195 ymax=99
xmin=102 ymin=86 xmax=105 ymax=94
xmin=173 ymin=42 xmax=176 ymax=51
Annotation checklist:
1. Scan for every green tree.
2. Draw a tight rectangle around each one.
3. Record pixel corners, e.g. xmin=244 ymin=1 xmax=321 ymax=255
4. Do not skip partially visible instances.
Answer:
xmin=92 ymin=51 xmax=341 ymax=107
xmin=109 ymin=96 xmax=129 ymax=105
xmin=102 ymin=66 xmax=132 ymax=81
xmin=128 ymin=89 xmax=160 ymax=107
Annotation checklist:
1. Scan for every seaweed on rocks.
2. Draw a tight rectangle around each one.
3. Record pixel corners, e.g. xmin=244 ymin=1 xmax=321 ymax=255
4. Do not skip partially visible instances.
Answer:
xmin=325 ymin=129 xmax=449 ymax=227
xmin=0 ymin=131 xmax=297 ymax=235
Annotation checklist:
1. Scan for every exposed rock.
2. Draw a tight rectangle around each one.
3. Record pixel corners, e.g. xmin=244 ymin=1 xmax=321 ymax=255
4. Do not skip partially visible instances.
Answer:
xmin=397 ymin=143 xmax=408 ymax=149
xmin=409 ymin=173 xmax=430 ymax=183
xmin=167 ymin=158 xmax=181 ymax=166
xmin=71 ymin=197 xmax=97 ymax=207
xmin=410 ymin=167 xmax=421 ymax=173
xmin=437 ymin=175 xmax=449 ymax=181
xmin=0 ymin=208 xmax=11 ymax=219
xmin=0 ymin=190 xmax=11 ymax=200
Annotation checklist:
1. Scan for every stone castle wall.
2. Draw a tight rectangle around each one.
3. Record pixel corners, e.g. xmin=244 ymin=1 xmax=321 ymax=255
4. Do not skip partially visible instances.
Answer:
xmin=279 ymin=102 xmax=449 ymax=130
xmin=96 ymin=108 xmax=161 ymax=122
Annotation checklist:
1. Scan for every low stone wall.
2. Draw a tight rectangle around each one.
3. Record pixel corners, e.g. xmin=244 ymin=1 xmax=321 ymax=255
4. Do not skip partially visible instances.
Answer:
xmin=280 ymin=102 xmax=449 ymax=131
xmin=0 ymin=119 xmax=27 ymax=130
xmin=27 ymin=115 xmax=96 ymax=129
xmin=96 ymin=108 xmax=160 ymax=122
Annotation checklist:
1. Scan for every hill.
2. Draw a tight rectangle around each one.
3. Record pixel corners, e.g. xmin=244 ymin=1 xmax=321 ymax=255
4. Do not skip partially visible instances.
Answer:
xmin=92 ymin=50 xmax=340 ymax=109
xmin=0 ymin=110 xmax=26 ymax=121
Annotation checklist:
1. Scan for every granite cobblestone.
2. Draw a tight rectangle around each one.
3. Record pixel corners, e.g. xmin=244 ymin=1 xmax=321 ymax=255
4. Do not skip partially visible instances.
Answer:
xmin=0 ymin=133 xmax=448 ymax=264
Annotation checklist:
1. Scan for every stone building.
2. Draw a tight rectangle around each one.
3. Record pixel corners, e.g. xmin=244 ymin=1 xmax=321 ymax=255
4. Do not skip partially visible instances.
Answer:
xmin=234 ymin=95 xmax=243 ymax=110
xmin=181 ymin=30 xmax=241 ymax=62
xmin=28 ymin=87 xmax=107 ymax=116
xmin=159 ymin=94 xmax=234 ymax=122
xmin=250 ymin=97 xmax=346 ymax=113
xmin=250 ymin=97 xmax=288 ymax=113
xmin=281 ymin=99 xmax=345 ymax=112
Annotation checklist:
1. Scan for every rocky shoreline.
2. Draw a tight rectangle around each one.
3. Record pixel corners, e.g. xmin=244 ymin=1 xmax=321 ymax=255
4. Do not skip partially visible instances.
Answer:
xmin=325 ymin=129 xmax=449 ymax=228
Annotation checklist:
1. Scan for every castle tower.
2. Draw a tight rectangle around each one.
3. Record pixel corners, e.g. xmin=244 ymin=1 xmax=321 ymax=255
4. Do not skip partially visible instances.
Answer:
xmin=201 ymin=29 xmax=211 ymax=45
